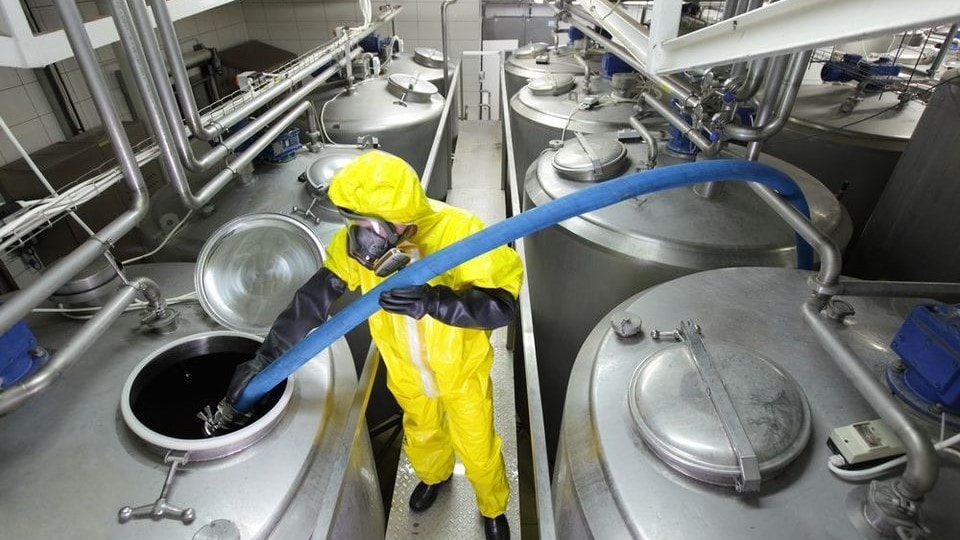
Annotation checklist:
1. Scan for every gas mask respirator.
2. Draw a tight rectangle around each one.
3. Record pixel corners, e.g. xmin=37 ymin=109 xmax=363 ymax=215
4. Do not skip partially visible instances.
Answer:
xmin=340 ymin=209 xmax=416 ymax=277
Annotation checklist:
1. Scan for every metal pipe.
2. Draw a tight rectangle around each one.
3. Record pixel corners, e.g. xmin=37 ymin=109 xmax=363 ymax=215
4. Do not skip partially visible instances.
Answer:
xmin=441 ymin=0 xmax=460 ymax=99
xmin=927 ymin=23 xmax=959 ymax=76
xmin=722 ymin=0 xmax=742 ymax=20
xmin=736 ymin=57 xmax=769 ymax=101
xmin=148 ymin=0 xmax=400 ymax=140
xmin=837 ymin=280 xmax=960 ymax=302
xmin=0 ymin=281 xmax=141 ymax=415
xmin=724 ymin=51 xmax=811 ymax=141
xmin=563 ymin=8 xmax=702 ymax=108
xmin=0 ymin=0 xmax=152 ymax=334
xmin=641 ymin=92 xmax=722 ymax=156
xmin=802 ymin=299 xmax=938 ymax=500
xmin=420 ymin=61 xmax=461 ymax=190
xmin=129 ymin=0 xmax=356 ymax=175
xmin=500 ymin=51 xmax=557 ymax=540
xmin=628 ymin=115 xmax=658 ymax=167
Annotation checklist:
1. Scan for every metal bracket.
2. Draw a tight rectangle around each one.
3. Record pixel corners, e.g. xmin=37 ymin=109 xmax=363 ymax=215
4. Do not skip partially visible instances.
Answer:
xmin=678 ymin=320 xmax=761 ymax=493
xmin=119 ymin=451 xmax=196 ymax=524
xmin=292 ymin=197 xmax=323 ymax=225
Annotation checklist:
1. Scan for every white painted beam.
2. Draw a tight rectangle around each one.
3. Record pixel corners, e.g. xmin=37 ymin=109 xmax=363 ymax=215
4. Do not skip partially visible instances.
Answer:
xmin=573 ymin=0 xmax=651 ymax=62
xmin=652 ymin=0 xmax=960 ymax=73
xmin=0 ymin=0 xmax=235 ymax=68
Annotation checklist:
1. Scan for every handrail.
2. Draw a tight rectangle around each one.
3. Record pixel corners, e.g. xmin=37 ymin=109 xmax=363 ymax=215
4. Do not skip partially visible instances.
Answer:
xmin=499 ymin=51 xmax=558 ymax=540
xmin=420 ymin=62 xmax=461 ymax=196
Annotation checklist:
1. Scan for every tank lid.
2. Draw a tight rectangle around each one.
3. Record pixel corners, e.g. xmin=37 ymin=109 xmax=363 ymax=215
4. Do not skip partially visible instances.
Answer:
xmin=514 ymin=42 xmax=549 ymax=59
xmin=528 ymin=73 xmax=576 ymax=96
xmin=413 ymin=47 xmax=445 ymax=68
xmin=304 ymin=148 xmax=363 ymax=199
xmin=52 ymin=257 xmax=119 ymax=296
xmin=628 ymin=339 xmax=811 ymax=488
xmin=386 ymin=73 xmax=439 ymax=103
xmin=195 ymin=213 xmax=325 ymax=335
xmin=552 ymin=133 xmax=629 ymax=182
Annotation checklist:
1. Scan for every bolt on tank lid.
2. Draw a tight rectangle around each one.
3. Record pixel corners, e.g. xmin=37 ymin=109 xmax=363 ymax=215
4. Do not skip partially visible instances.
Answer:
xmin=413 ymin=47 xmax=445 ymax=68
xmin=552 ymin=133 xmax=629 ymax=182
xmin=628 ymin=339 xmax=811 ymax=489
xmin=528 ymin=73 xmax=577 ymax=96
xmin=386 ymin=73 xmax=439 ymax=102
xmin=514 ymin=42 xmax=550 ymax=59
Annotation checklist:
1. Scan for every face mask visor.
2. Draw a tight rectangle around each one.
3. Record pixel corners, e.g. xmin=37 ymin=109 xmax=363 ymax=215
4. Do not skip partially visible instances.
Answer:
xmin=339 ymin=209 xmax=415 ymax=276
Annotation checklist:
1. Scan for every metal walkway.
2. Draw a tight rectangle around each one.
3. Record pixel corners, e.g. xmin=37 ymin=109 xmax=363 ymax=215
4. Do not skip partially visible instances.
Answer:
xmin=385 ymin=120 xmax=521 ymax=538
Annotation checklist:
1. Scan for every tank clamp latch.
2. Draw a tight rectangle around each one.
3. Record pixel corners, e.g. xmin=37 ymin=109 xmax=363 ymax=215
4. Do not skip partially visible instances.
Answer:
xmin=119 ymin=451 xmax=196 ymax=525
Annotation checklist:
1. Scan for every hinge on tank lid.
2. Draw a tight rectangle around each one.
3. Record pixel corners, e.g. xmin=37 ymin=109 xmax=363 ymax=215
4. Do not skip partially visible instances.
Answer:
xmin=118 ymin=451 xmax=196 ymax=525
xmin=677 ymin=320 xmax=762 ymax=494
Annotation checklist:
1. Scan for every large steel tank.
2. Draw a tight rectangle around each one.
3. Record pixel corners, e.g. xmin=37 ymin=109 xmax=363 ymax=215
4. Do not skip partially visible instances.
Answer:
xmin=845 ymin=72 xmax=960 ymax=281
xmin=0 ymin=262 xmax=383 ymax=539
xmin=763 ymin=63 xmax=925 ymax=236
xmin=504 ymin=42 xmax=599 ymax=97
xmin=509 ymin=73 xmax=644 ymax=184
xmin=524 ymin=132 xmax=853 ymax=460
xmin=155 ymin=147 xmax=359 ymax=262
xmin=553 ymin=267 xmax=960 ymax=538
xmin=320 ymin=73 xmax=447 ymax=198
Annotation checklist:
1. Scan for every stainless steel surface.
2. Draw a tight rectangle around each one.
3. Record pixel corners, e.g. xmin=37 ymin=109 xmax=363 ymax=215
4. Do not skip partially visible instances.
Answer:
xmin=195 ymin=214 xmax=325 ymax=336
xmin=118 ymin=452 xmax=196 ymax=524
xmin=509 ymin=74 xmax=644 ymax=184
xmin=420 ymin=62 xmax=460 ymax=196
xmin=553 ymin=267 xmax=960 ymax=538
xmin=0 ymin=263 xmax=383 ymax=539
xmin=53 ymin=257 xmax=119 ymax=296
xmin=551 ymin=132 xmax=629 ymax=181
xmin=0 ymin=0 xmax=151 ymax=335
xmin=383 ymin=49 xmax=448 ymax=91
xmin=847 ymin=77 xmax=960 ymax=282
xmin=304 ymin=147 xmax=364 ymax=197
xmin=802 ymin=300 xmax=938 ymax=504
xmin=524 ymin=131 xmax=852 ymax=462
xmin=630 ymin=320 xmax=810 ymax=493
xmin=157 ymin=150 xmax=345 ymax=261
xmin=764 ymin=63 xmax=926 ymax=234
xmin=387 ymin=120 xmax=521 ymax=538
xmin=441 ymin=0 xmax=460 ymax=111
xmin=320 ymin=75 xmax=446 ymax=198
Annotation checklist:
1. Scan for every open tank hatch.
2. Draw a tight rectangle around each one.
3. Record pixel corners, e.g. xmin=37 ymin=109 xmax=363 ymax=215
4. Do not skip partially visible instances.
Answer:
xmin=120 ymin=332 xmax=294 ymax=461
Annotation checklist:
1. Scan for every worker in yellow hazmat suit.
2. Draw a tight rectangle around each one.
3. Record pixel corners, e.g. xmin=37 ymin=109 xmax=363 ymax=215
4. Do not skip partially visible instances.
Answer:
xmin=222 ymin=150 xmax=522 ymax=540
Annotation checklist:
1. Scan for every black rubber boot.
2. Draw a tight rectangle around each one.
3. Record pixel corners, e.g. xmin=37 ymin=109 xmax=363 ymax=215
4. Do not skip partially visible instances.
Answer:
xmin=483 ymin=514 xmax=510 ymax=540
xmin=408 ymin=478 xmax=450 ymax=512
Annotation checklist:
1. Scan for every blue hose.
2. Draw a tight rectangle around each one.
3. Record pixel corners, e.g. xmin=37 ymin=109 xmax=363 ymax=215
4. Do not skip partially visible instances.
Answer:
xmin=235 ymin=159 xmax=814 ymax=412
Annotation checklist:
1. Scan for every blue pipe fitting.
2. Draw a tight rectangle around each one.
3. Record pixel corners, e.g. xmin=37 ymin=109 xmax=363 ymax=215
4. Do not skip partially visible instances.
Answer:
xmin=233 ymin=160 xmax=816 ymax=412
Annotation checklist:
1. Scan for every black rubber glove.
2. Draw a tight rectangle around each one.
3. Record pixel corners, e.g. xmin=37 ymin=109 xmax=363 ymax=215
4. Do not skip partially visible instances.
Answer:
xmin=224 ymin=267 xmax=347 ymax=405
xmin=378 ymin=284 xmax=518 ymax=330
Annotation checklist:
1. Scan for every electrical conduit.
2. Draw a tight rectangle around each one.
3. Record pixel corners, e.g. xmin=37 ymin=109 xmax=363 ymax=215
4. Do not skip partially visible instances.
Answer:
xmin=234 ymin=159 xmax=814 ymax=412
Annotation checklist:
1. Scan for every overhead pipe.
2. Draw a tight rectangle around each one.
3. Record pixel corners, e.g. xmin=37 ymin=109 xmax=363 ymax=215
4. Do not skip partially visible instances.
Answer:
xmin=724 ymin=51 xmax=812 ymax=141
xmin=147 ymin=0 xmax=400 ymax=140
xmin=640 ymin=93 xmax=722 ymax=156
xmin=926 ymin=23 xmax=959 ymax=77
xmin=440 ymin=0 xmax=460 ymax=99
xmin=0 ymin=278 xmax=161 ymax=415
xmin=128 ymin=0 xmax=355 ymax=175
xmin=233 ymin=159 xmax=814 ymax=412
xmin=0 ymin=0 xmax=155 ymax=334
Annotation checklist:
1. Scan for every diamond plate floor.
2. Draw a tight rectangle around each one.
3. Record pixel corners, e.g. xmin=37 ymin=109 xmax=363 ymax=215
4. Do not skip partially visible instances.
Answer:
xmin=386 ymin=120 xmax=521 ymax=539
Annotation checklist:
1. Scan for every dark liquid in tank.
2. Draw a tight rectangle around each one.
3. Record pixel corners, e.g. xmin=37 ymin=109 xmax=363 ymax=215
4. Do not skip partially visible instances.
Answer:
xmin=131 ymin=351 xmax=285 ymax=439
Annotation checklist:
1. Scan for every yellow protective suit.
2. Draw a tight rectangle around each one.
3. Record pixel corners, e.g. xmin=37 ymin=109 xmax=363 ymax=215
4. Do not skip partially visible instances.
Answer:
xmin=325 ymin=150 xmax=523 ymax=518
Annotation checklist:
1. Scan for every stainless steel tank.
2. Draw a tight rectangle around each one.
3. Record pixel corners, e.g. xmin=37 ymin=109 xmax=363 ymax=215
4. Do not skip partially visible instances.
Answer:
xmin=553 ymin=267 xmax=960 ymax=538
xmin=382 ymin=48 xmax=447 ymax=91
xmin=846 ymin=73 xmax=960 ymax=281
xmin=764 ymin=64 xmax=925 ymax=236
xmin=320 ymin=74 xmax=447 ymax=198
xmin=509 ymin=73 xmax=643 ymax=184
xmin=523 ymin=132 xmax=853 ymax=461
xmin=0 ymin=262 xmax=384 ymax=539
xmin=157 ymin=147 xmax=358 ymax=262
xmin=504 ymin=42 xmax=600 ymax=97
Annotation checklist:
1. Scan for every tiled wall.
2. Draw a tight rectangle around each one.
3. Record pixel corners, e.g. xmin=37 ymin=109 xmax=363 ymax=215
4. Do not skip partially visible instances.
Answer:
xmin=0 ymin=1 xmax=248 ymax=166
